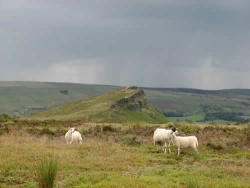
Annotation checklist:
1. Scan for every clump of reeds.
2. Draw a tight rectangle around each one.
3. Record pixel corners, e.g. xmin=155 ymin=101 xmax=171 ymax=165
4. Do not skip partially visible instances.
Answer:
xmin=36 ymin=156 xmax=58 ymax=188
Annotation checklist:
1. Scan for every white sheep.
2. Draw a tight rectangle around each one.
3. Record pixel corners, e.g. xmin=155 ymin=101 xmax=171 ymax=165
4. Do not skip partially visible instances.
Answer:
xmin=170 ymin=131 xmax=198 ymax=156
xmin=65 ymin=127 xmax=82 ymax=144
xmin=153 ymin=127 xmax=178 ymax=153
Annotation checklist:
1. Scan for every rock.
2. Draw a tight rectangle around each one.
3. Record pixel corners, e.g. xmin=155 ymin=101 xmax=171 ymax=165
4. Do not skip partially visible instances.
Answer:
xmin=111 ymin=87 xmax=148 ymax=111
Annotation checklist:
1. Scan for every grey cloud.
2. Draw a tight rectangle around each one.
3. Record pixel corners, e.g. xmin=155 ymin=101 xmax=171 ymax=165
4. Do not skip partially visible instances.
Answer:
xmin=0 ymin=0 xmax=250 ymax=89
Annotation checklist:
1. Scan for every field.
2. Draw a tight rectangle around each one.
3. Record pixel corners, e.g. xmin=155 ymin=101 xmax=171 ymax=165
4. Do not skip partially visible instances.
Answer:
xmin=145 ymin=89 xmax=250 ymax=114
xmin=144 ymin=88 xmax=250 ymax=122
xmin=168 ymin=113 xmax=206 ymax=122
xmin=0 ymin=121 xmax=250 ymax=187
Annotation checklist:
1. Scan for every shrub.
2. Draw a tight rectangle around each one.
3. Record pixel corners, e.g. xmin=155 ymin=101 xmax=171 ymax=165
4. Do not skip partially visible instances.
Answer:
xmin=179 ymin=125 xmax=197 ymax=133
xmin=0 ymin=124 xmax=9 ymax=135
xmin=27 ymin=128 xmax=40 ymax=135
xmin=206 ymin=142 xmax=224 ymax=150
xmin=121 ymin=134 xmax=141 ymax=146
xmin=40 ymin=128 xmax=55 ymax=136
xmin=0 ymin=113 xmax=13 ymax=122
xmin=36 ymin=156 xmax=58 ymax=188
xmin=102 ymin=125 xmax=115 ymax=132
xmin=166 ymin=122 xmax=175 ymax=128
xmin=94 ymin=125 xmax=102 ymax=132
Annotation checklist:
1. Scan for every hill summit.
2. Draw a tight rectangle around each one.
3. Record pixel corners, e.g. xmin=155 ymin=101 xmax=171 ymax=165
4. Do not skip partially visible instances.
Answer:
xmin=23 ymin=86 xmax=167 ymax=123
xmin=111 ymin=86 xmax=148 ymax=111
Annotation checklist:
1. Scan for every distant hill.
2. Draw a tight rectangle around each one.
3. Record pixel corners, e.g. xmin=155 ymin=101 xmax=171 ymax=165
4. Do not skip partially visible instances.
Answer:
xmin=1 ymin=81 xmax=250 ymax=122
xmin=22 ymin=86 xmax=167 ymax=123
xmin=143 ymin=87 xmax=250 ymax=122
xmin=0 ymin=81 xmax=119 ymax=118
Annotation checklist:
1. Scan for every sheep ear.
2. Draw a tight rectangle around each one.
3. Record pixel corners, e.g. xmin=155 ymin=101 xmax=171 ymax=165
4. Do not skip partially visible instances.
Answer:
xmin=172 ymin=127 xmax=178 ymax=132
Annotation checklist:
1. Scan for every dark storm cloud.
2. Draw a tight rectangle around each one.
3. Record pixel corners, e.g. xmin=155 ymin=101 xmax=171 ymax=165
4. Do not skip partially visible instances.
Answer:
xmin=0 ymin=0 xmax=250 ymax=89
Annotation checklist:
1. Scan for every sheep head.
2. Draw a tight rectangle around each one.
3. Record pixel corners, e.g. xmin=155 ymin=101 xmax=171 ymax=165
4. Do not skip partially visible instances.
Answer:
xmin=68 ymin=127 xmax=76 ymax=133
xmin=171 ymin=127 xmax=178 ymax=135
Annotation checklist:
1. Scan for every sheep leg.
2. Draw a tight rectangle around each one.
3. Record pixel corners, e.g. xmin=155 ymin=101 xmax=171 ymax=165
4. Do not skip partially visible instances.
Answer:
xmin=168 ymin=141 xmax=171 ymax=153
xmin=155 ymin=142 xmax=159 ymax=152
xmin=163 ymin=142 xmax=166 ymax=153
xmin=177 ymin=148 xmax=180 ymax=156
xmin=154 ymin=141 xmax=158 ymax=152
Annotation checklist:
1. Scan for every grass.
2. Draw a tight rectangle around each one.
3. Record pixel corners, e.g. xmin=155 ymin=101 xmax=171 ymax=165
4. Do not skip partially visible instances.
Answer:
xmin=36 ymin=156 xmax=58 ymax=188
xmin=0 ymin=121 xmax=250 ymax=187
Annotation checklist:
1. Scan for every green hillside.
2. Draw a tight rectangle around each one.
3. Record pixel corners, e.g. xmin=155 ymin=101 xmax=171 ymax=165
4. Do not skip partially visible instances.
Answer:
xmin=143 ymin=88 xmax=250 ymax=122
xmin=23 ymin=86 xmax=167 ymax=123
xmin=0 ymin=81 xmax=118 ymax=118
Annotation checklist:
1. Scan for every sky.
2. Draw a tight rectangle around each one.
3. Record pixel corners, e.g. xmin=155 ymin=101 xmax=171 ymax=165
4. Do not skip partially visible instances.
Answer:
xmin=0 ymin=0 xmax=250 ymax=90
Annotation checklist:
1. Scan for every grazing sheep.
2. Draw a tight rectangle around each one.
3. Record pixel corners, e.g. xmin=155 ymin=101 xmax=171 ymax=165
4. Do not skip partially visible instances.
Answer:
xmin=170 ymin=131 xmax=198 ymax=156
xmin=65 ymin=127 xmax=82 ymax=144
xmin=153 ymin=127 xmax=178 ymax=153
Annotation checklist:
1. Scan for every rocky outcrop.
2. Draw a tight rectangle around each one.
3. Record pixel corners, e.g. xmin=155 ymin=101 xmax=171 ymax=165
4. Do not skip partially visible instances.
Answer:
xmin=111 ymin=86 xmax=148 ymax=111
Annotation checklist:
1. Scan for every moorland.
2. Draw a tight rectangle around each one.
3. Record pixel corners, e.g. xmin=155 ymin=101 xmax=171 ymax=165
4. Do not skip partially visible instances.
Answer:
xmin=0 ymin=120 xmax=249 ymax=187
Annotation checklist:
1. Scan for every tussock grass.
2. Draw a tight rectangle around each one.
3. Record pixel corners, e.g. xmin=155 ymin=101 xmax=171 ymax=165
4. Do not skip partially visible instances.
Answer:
xmin=187 ymin=179 xmax=203 ymax=188
xmin=36 ymin=156 xmax=58 ymax=188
